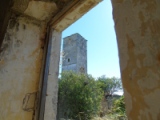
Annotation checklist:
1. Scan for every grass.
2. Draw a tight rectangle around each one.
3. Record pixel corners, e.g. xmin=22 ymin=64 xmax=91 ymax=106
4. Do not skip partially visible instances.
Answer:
xmin=92 ymin=116 xmax=114 ymax=120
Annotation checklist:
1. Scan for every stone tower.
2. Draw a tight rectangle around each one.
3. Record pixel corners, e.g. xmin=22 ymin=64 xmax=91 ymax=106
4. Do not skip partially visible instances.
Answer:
xmin=62 ymin=33 xmax=87 ymax=74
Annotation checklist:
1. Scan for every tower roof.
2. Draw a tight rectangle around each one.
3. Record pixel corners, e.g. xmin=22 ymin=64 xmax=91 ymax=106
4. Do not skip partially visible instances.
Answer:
xmin=63 ymin=33 xmax=87 ymax=41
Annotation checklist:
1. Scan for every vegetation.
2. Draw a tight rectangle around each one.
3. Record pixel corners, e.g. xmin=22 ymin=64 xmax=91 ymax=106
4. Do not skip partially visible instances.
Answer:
xmin=92 ymin=96 xmax=127 ymax=120
xmin=96 ymin=76 xmax=122 ymax=96
xmin=58 ymin=72 xmax=126 ymax=120
xmin=112 ymin=96 xmax=125 ymax=115
xmin=58 ymin=72 xmax=103 ymax=119
xmin=108 ymin=96 xmax=127 ymax=120
xmin=96 ymin=76 xmax=122 ymax=111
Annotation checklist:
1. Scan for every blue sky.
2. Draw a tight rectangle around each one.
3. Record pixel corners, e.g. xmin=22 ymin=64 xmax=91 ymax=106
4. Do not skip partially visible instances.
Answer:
xmin=62 ymin=0 xmax=120 ymax=78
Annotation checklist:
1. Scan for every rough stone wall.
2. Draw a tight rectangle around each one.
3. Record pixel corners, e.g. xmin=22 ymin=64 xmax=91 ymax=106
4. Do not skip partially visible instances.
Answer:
xmin=111 ymin=0 xmax=160 ymax=119
xmin=62 ymin=34 xmax=78 ymax=72
xmin=62 ymin=33 xmax=87 ymax=74
xmin=0 ymin=16 xmax=46 ymax=120
xmin=77 ymin=34 xmax=87 ymax=74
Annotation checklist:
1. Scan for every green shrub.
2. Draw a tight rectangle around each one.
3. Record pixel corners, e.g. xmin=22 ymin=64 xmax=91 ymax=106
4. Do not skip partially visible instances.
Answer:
xmin=110 ymin=96 xmax=127 ymax=120
xmin=58 ymin=72 xmax=103 ymax=120
xmin=113 ymin=96 xmax=125 ymax=113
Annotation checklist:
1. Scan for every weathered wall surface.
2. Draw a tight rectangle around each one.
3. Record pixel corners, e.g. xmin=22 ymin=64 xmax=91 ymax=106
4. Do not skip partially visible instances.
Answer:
xmin=51 ymin=0 xmax=102 ymax=32
xmin=0 ymin=0 xmax=102 ymax=119
xmin=62 ymin=33 xmax=87 ymax=74
xmin=77 ymin=34 xmax=87 ymax=74
xmin=62 ymin=34 xmax=78 ymax=72
xmin=44 ymin=30 xmax=61 ymax=120
xmin=111 ymin=0 xmax=160 ymax=120
xmin=0 ymin=16 xmax=46 ymax=120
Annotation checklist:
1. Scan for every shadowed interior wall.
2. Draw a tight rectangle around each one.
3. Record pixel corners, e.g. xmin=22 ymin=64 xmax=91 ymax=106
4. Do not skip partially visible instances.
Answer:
xmin=0 ymin=0 xmax=13 ymax=48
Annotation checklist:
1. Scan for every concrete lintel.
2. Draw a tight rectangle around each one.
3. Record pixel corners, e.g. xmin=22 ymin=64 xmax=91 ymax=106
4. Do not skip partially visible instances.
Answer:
xmin=51 ymin=0 xmax=102 ymax=32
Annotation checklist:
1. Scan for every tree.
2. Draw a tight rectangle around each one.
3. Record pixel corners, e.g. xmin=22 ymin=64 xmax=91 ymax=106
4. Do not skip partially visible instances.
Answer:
xmin=97 ymin=76 xmax=122 ymax=97
xmin=57 ymin=72 xmax=103 ymax=120
xmin=96 ymin=76 xmax=122 ymax=109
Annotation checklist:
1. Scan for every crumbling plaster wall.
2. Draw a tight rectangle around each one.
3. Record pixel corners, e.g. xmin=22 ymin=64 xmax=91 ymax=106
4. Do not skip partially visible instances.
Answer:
xmin=0 ymin=16 xmax=46 ymax=120
xmin=0 ymin=0 xmax=102 ymax=120
xmin=111 ymin=0 xmax=160 ymax=119
xmin=0 ymin=0 xmax=60 ymax=119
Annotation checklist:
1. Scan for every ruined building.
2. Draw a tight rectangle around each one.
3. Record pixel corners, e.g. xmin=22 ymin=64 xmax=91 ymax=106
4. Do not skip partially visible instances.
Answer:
xmin=0 ymin=1 xmax=100 ymax=120
xmin=62 ymin=33 xmax=87 ymax=74
xmin=1 ymin=0 xmax=160 ymax=120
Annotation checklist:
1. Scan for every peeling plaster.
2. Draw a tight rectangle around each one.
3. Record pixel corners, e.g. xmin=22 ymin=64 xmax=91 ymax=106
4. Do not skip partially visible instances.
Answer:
xmin=52 ymin=0 xmax=102 ymax=32
xmin=12 ymin=0 xmax=30 ymax=12
xmin=0 ymin=17 xmax=46 ymax=120
xmin=24 ymin=1 xmax=57 ymax=21
xmin=112 ymin=0 xmax=160 ymax=119
xmin=1 ymin=0 xmax=103 ymax=119
xmin=138 ymin=109 xmax=152 ymax=120
xmin=137 ymin=70 xmax=159 ymax=90
xmin=124 ymin=88 xmax=132 ymax=119
xmin=144 ymin=89 xmax=160 ymax=120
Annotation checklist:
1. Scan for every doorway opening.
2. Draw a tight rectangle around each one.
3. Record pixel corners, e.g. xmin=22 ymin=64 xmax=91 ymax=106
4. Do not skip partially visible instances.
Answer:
xmin=58 ymin=1 xmax=126 ymax=120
